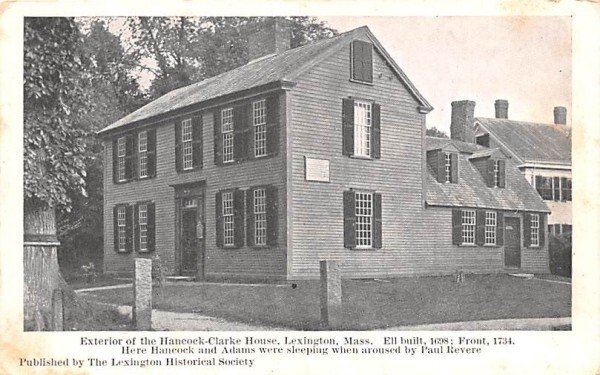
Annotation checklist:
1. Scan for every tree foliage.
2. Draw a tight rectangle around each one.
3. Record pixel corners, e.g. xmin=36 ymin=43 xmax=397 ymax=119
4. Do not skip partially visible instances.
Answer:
xmin=24 ymin=18 xmax=91 ymax=211
xmin=426 ymin=126 xmax=449 ymax=138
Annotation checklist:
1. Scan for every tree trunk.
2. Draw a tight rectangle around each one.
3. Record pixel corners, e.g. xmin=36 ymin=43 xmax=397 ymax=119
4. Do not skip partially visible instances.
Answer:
xmin=23 ymin=203 xmax=61 ymax=331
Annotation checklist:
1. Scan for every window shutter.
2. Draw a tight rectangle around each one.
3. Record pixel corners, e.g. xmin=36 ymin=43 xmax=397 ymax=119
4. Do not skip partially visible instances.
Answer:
xmin=113 ymin=206 xmax=119 ymax=251
xmin=362 ymin=41 xmax=373 ymax=83
xmin=342 ymin=98 xmax=355 ymax=156
xmin=450 ymin=153 xmax=458 ymax=183
xmin=486 ymin=159 xmax=495 ymax=187
xmin=535 ymin=175 xmax=543 ymax=195
xmin=523 ymin=213 xmax=532 ymax=248
xmin=112 ymin=140 xmax=118 ymax=183
xmin=147 ymin=202 xmax=156 ymax=252
xmin=496 ymin=211 xmax=504 ymax=247
xmin=233 ymin=105 xmax=248 ymax=162
xmin=351 ymin=41 xmax=363 ymax=81
xmin=175 ymin=121 xmax=182 ymax=172
xmin=343 ymin=190 xmax=356 ymax=248
xmin=475 ymin=209 xmax=485 ymax=246
xmin=373 ymin=193 xmax=382 ymax=249
xmin=452 ymin=209 xmax=462 ymax=245
xmin=215 ymin=192 xmax=223 ymax=248
xmin=213 ymin=110 xmax=223 ymax=166
xmin=436 ymin=151 xmax=446 ymax=183
xmin=125 ymin=134 xmax=135 ymax=180
xmin=496 ymin=160 xmax=505 ymax=188
xmin=266 ymin=185 xmax=278 ymax=246
xmin=134 ymin=204 xmax=140 ymax=252
xmin=147 ymin=129 xmax=157 ymax=177
xmin=233 ymin=189 xmax=245 ymax=248
xmin=266 ymin=95 xmax=279 ymax=156
xmin=246 ymin=187 xmax=255 ymax=247
xmin=125 ymin=205 xmax=134 ymax=252
xmin=192 ymin=115 xmax=203 ymax=169
xmin=560 ymin=177 xmax=567 ymax=201
xmin=539 ymin=214 xmax=546 ymax=247
xmin=553 ymin=177 xmax=560 ymax=201
xmin=371 ymin=103 xmax=381 ymax=159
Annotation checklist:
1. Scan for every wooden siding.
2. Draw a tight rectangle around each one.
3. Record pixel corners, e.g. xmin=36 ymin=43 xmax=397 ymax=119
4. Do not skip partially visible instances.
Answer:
xmin=288 ymin=36 xmax=430 ymax=279
xmin=103 ymin=91 xmax=288 ymax=279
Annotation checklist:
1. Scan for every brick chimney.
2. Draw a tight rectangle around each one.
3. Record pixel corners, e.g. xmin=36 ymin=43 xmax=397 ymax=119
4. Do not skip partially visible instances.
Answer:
xmin=554 ymin=106 xmax=567 ymax=125
xmin=450 ymin=100 xmax=476 ymax=143
xmin=247 ymin=18 xmax=292 ymax=62
xmin=494 ymin=99 xmax=509 ymax=119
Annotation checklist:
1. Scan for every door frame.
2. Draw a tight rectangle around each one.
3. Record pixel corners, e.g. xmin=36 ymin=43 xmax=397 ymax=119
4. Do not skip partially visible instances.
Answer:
xmin=173 ymin=181 xmax=206 ymax=277
xmin=503 ymin=214 xmax=522 ymax=269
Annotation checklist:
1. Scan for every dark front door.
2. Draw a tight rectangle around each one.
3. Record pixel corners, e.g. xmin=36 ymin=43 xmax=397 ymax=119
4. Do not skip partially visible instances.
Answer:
xmin=504 ymin=217 xmax=521 ymax=268
xmin=179 ymin=196 xmax=205 ymax=278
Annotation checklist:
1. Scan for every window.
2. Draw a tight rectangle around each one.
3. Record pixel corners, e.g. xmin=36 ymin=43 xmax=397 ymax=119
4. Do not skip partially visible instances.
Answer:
xmin=445 ymin=153 xmax=452 ymax=183
xmin=117 ymin=137 xmax=126 ymax=182
xmin=344 ymin=190 xmax=382 ymax=249
xmin=181 ymin=119 xmax=193 ymax=170
xmin=493 ymin=160 xmax=500 ymax=187
xmin=117 ymin=206 xmax=127 ymax=251
xmin=530 ymin=213 xmax=540 ymax=247
xmin=351 ymin=40 xmax=373 ymax=83
xmin=485 ymin=211 xmax=497 ymax=245
xmin=561 ymin=177 xmax=572 ymax=201
xmin=182 ymin=198 xmax=198 ymax=208
xmin=253 ymin=100 xmax=267 ymax=157
xmin=536 ymin=176 xmax=570 ymax=201
xmin=461 ymin=210 xmax=476 ymax=245
xmin=138 ymin=204 xmax=148 ymax=252
xmin=355 ymin=192 xmax=373 ymax=248
xmin=222 ymin=192 xmax=234 ymax=247
xmin=138 ymin=131 xmax=148 ymax=178
xmin=221 ymin=108 xmax=234 ymax=163
xmin=253 ymin=188 xmax=267 ymax=246
xmin=354 ymin=101 xmax=372 ymax=157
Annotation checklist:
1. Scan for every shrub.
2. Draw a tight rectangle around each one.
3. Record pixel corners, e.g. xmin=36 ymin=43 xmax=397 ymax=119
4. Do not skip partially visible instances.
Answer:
xmin=549 ymin=232 xmax=572 ymax=277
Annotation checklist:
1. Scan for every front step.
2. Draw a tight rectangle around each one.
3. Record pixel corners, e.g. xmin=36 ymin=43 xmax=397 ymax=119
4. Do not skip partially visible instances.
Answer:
xmin=165 ymin=276 xmax=196 ymax=282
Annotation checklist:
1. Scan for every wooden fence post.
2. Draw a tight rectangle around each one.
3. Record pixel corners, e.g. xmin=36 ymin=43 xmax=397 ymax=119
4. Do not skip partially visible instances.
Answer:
xmin=320 ymin=260 xmax=342 ymax=329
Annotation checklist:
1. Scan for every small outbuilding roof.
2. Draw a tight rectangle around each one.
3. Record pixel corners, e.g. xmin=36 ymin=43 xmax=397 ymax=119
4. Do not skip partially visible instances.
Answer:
xmin=98 ymin=25 xmax=433 ymax=136
xmin=425 ymin=137 xmax=549 ymax=213
xmin=475 ymin=117 xmax=571 ymax=165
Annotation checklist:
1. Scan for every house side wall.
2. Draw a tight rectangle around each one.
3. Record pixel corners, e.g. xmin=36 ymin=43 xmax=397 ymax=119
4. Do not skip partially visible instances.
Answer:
xmin=521 ymin=166 xmax=572 ymax=227
xmin=288 ymin=36 xmax=429 ymax=279
xmin=103 ymin=92 xmax=288 ymax=279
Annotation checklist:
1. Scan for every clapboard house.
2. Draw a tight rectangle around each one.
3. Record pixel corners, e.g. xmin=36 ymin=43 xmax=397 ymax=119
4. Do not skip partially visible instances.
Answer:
xmin=473 ymin=100 xmax=571 ymax=236
xmin=98 ymin=22 xmax=549 ymax=280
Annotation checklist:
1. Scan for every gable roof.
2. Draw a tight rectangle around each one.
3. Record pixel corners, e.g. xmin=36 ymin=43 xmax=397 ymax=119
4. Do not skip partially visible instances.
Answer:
xmin=475 ymin=117 xmax=571 ymax=165
xmin=98 ymin=26 xmax=432 ymax=136
xmin=425 ymin=136 xmax=549 ymax=212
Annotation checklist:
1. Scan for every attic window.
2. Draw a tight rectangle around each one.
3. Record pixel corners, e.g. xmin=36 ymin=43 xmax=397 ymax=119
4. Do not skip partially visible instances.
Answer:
xmin=427 ymin=150 xmax=458 ymax=184
xmin=491 ymin=159 xmax=505 ymax=188
xmin=476 ymin=134 xmax=490 ymax=147
xmin=351 ymin=40 xmax=373 ymax=83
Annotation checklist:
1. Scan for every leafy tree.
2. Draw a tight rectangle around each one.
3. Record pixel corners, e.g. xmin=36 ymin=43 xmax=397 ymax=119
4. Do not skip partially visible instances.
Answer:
xmin=426 ymin=126 xmax=449 ymax=138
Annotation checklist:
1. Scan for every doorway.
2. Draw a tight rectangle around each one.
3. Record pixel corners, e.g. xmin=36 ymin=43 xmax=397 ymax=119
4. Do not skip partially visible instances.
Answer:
xmin=176 ymin=186 xmax=205 ymax=279
xmin=504 ymin=217 xmax=521 ymax=268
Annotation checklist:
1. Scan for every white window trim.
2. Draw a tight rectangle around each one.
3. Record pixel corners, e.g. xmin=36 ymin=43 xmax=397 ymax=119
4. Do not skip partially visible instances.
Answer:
xmin=484 ymin=211 xmax=497 ymax=246
xmin=253 ymin=100 xmax=267 ymax=158
xmin=254 ymin=188 xmax=267 ymax=246
xmin=221 ymin=108 xmax=234 ymax=163
xmin=138 ymin=131 xmax=148 ymax=178
xmin=117 ymin=136 xmax=127 ymax=182
xmin=222 ymin=192 xmax=235 ymax=247
xmin=182 ymin=119 xmax=194 ymax=170
xmin=117 ymin=205 xmax=127 ymax=251
xmin=530 ymin=214 xmax=540 ymax=247
xmin=355 ymin=191 xmax=373 ymax=249
xmin=444 ymin=153 xmax=452 ymax=183
xmin=138 ymin=204 xmax=148 ymax=252
xmin=493 ymin=160 xmax=499 ymax=187
xmin=353 ymin=100 xmax=372 ymax=158
xmin=461 ymin=209 xmax=476 ymax=245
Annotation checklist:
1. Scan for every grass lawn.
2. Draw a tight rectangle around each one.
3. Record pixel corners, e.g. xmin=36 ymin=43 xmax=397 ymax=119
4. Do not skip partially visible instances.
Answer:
xmin=84 ymin=274 xmax=571 ymax=330
xmin=66 ymin=273 xmax=131 ymax=291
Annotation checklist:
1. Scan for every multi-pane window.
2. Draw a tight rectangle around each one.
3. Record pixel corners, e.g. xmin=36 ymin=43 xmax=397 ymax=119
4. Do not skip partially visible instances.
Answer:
xmin=355 ymin=192 xmax=373 ymax=248
xmin=493 ymin=160 xmax=500 ymax=187
xmin=117 ymin=137 xmax=127 ymax=182
xmin=531 ymin=214 xmax=540 ymax=247
xmin=117 ymin=206 xmax=127 ymax=251
xmin=221 ymin=108 xmax=234 ymax=163
xmin=254 ymin=188 xmax=267 ymax=246
xmin=182 ymin=119 xmax=193 ymax=170
xmin=461 ymin=210 xmax=476 ymax=245
xmin=354 ymin=101 xmax=372 ymax=157
xmin=138 ymin=131 xmax=148 ymax=178
xmin=535 ymin=176 xmax=571 ymax=201
xmin=222 ymin=192 xmax=234 ymax=246
xmin=445 ymin=153 xmax=452 ymax=183
xmin=138 ymin=204 xmax=148 ymax=251
xmin=253 ymin=100 xmax=267 ymax=157
xmin=485 ymin=211 xmax=497 ymax=245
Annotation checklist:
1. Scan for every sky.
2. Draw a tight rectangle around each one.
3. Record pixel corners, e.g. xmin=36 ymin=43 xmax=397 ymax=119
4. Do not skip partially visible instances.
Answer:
xmin=319 ymin=16 xmax=572 ymax=133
